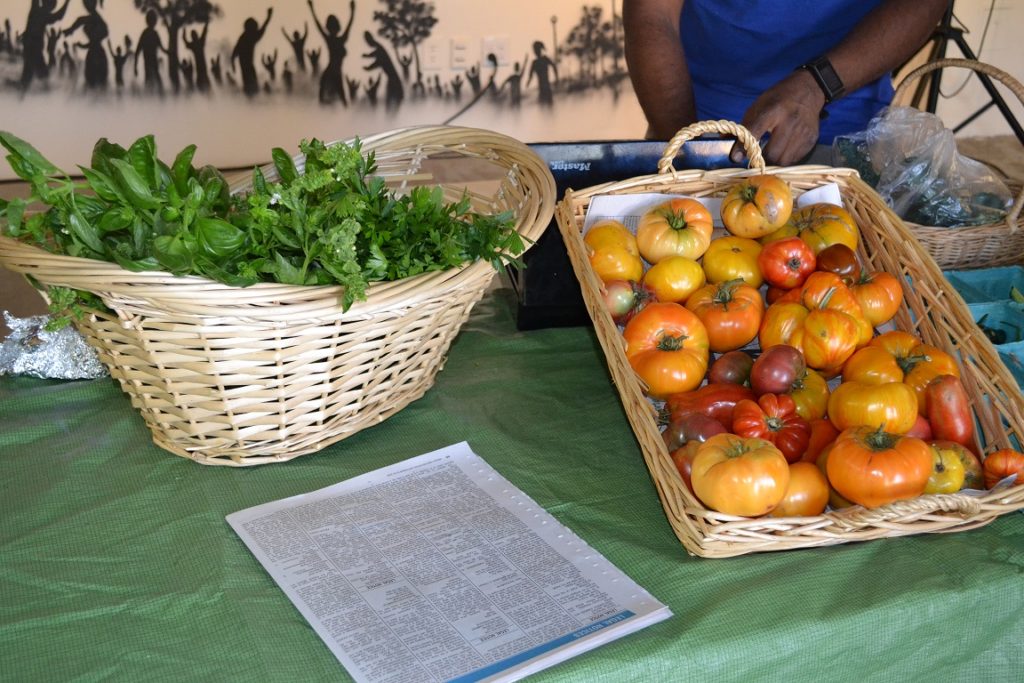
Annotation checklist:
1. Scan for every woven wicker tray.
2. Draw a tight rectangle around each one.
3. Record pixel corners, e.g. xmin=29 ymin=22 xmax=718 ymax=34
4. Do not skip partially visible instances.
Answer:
xmin=556 ymin=120 xmax=1024 ymax=558
xmin=0 ymin=126 xmax=555 ymax=466
xmin=893 ymin=58 xmax=1024 ymax=270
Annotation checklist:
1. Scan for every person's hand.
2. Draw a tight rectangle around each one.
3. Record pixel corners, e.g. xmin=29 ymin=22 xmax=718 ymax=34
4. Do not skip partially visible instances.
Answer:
xmin=731 ymin=70 xmax=826 ymax=167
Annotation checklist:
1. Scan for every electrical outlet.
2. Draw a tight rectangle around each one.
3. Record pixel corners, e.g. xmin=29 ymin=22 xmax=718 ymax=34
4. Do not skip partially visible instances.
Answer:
xmin=450 ymin=36 xmax=470 ymax=70
xmin=422 ymin=42 xmax=442 ymax=71
xmin=481 ymin=35 xmax=510 ymax=66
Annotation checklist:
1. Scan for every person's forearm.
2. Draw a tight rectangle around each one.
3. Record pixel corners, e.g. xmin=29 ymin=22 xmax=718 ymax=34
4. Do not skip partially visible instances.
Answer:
xmin=822 ymin=0 xmax=947 ymax=94
xmin=624 ymin=0 xmax=694 ymax=139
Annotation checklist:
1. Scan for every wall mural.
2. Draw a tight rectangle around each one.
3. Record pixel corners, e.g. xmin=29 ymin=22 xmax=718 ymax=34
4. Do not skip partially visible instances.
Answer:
xmin=0 ymin=0 xmax=635 ymax=177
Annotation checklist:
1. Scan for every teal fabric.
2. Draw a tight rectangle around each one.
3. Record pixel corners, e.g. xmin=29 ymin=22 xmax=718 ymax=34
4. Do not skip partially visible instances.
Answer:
xmin=2 ymin=284 xmax=1023 ymax=682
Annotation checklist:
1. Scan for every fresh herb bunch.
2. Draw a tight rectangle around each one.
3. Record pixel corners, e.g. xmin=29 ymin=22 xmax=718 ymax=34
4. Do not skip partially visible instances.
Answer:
xmin=0 ymin=131 xmax=524 ymax=322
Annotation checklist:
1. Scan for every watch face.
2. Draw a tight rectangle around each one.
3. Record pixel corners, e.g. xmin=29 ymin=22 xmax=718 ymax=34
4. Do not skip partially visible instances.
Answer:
xmin=807 ymin=58 xmax=844 ymax=102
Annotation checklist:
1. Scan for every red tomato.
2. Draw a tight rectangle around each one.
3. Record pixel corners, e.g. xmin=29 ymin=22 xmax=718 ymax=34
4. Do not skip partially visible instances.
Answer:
xmin=662 ymin=412 xmax=728 ymax=452
xmin=732 ymin=393 xmax=812 ymax=463
xmin=770 ymin=461 xmax=830 ymax=517
xmin=765 ymin=285 xmax=791 ymax=305
xmin=702 ymin=236 xmax=764 ymax=288
xmin=757 ymin=236 xmax=816 ymax=290
xmin=849 ymin=270 xmax=903 ymax=327
xmin=707 ymin=350 xmax=755 ymax=386
xmin=666 ymin=383 xmax=756 ymax=428
xmin=750 ymin=344 xmax=805 ymax=395
xmin=691 ymin=433 xmax=791 ymax=516
xmin=685 ymin=279 xmax=764 ymax=353
xmin=637 ymin=198 xmax=714 ymax=263
xmin=602 ymin=279 xmax=654 ymax=325
xmin=906 ymin=414 xmax=934 ymax=441
xmin=924 ymin=375 xmax=976 ymax=453
xmin=827 ymin=380 xmax=919 ymax=434
xmin=623 ymin=302 xmax=709 ymax=399
xmin=983 ymin=448 xmax=1024 ymax=488
xmin=720 ymin=175 xmax=794 ymax=239
xmin=671 ymin=441 xmax=702 ymax=494
xmin=826 ymin=427 xmax=933 ymax=508
xmin=801 ymin=418 xmax=840 ymax=464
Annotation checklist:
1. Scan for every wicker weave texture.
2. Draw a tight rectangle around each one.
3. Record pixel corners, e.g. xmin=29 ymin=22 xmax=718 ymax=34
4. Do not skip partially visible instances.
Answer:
xmin=893 ymin=58 xmax=1024 ymax=269
xmin=0 ymin=126 xmax=555 ymax=466
xmin=556 ymin=120 xmax=1024 ymax=558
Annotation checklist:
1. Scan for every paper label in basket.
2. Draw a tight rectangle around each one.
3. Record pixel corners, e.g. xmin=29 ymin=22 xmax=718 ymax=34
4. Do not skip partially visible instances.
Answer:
xmin=226 ymin=442 xmax=671 ymax=683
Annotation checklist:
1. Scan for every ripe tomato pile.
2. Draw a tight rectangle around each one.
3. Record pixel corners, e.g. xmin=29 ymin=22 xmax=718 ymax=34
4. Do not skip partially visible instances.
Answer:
xmin=586 ymin=176 xmax=1024 ymax=518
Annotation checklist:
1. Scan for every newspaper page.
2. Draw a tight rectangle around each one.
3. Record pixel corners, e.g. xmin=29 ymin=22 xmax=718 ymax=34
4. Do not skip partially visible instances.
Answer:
xmin=227 ymin=442 xmax=671 ymax=683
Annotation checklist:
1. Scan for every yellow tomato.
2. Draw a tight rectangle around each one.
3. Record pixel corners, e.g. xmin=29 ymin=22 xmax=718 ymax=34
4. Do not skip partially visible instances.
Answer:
xmin=827 ymin=381 xmax=919 ymax=434
xmin=923 ymin=443 xmax=967 ymax=494
xmin=642 ymin=255 xmax=706 ymax=304
xmin=584 ymin=219 xmax=639 ymax=256
xmin=702 ymin=236 xmax=764 ymax=288
xmin=720 ymin=175 xmax=794 ymax=239
xmin=691 ymin=434 xmax=791 ymax=517
xmin=588 ymin=245 xmax=644 ymax=283
xmin=636 ymin=198 xmax=714 ymax=263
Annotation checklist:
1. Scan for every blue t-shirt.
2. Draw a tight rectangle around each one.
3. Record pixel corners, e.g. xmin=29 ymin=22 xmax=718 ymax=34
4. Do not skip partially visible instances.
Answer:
xmin=680 ymin=0 xmax=892 ymax=144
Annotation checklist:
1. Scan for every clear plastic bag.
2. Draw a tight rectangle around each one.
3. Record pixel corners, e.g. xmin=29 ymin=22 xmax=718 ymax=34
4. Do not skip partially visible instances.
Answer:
xmin=832 ymin=106 xmax=1012 ymax=227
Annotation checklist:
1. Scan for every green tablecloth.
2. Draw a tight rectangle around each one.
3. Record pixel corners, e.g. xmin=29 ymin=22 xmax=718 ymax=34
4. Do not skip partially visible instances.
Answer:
xmin=2 ymin=284 xmax=1023 ymax=682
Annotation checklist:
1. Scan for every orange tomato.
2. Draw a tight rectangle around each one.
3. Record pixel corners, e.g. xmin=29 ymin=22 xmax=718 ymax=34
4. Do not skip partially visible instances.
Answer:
xmin=690 ymin=433 xmax=791 ymax=516
xmin=815 ymin=444 xmax=856 ymax=509
xmin=623 ymin=302 xmax=709 ymax=399
xmin=636 ymin=198 xmax=714 ymax=263
xmin=983 ymin=448 xmax=1024 ymax=488
xmin=788 ymin=367 xmax=829 ymax=421
xmin=827 ymin=380 xmax=919 ymax=434
xmin=849 ymin=270 xmax=903 ymax=327
xmin=642 ymin=255 xmax=706 ymax=304
xmin=702 ymin=235 xmax=764 ymax=288
xmin=770 ymin=461 xmax=830 ymax=517
xmin=685 ymin=279 xmax=764 ymax=353
xmin=588 ymin=245 xmax=644 ymax=283
xmin=842 ymin=346 xmax=905 ymax=385
xmin=789 ymin=308 xmax=861 ymax=374
xmin=785 ymin=203 xmax=859 ymax=254
xmin=584 ymin=219 xmax=638 ymax=255
xmin=826 ymin=426 xmax=932 ymax=508
xmin=720 ymin=175 xmax=794 ymax=239
xmin=758 ymin=302 xmax=808 ymax=349
xmin=802 ymin=418 xmax=840 ymax=464
xmin=798 ymin=271 xmax=872 ymax=347
xmin=869 ymin=330 xmax=961 ymax=414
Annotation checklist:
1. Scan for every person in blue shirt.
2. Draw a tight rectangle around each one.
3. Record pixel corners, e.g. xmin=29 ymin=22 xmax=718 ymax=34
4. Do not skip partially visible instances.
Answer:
xmin=623 ymin=0 xmax=948 ymax=165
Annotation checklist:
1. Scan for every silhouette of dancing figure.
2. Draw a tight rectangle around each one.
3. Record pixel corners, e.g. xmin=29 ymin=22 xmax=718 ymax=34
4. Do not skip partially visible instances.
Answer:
xmin=281 ymin=23 xmax=308 ymax=72
xmin=64 ymin=0 xmax=108 ymax=90
xmin=11 ymin=0 xmax=70 ymax=91
xmin=500 ymin=54 xmax=529 ymax=107
xmin=134 ymin=9 xmax=167 ymax=95
xmin=527 ymin=40 xmax=558 ymax=106
xmin=108 ymin=35 xmax=131 ymax=89
xmin=363 ymin=32 xmax=402 ymax=110
xmin=184 ymin=21 xmax=210 ymax=92
xmin=232 ymin=8 xmax=273 ymax=97
xmin=308 ymin=0 xmax=355 ymax=105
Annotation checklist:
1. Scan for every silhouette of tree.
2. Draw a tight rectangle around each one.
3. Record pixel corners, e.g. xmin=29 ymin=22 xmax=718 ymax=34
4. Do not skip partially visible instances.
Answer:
xmin=597 ymin=10 xmax=624 ymax=79
xmin=372 ymin=0 xmax=436 ymax=91
xmin=562 ymin=5 xmax=603 ymax=86
xmin=132 ymin=0 xmax=221 ymax=94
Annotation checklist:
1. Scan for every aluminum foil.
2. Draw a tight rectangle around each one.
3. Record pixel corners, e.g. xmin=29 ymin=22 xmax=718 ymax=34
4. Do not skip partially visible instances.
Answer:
xmin=0 ymin=312 xmax=108 ymax=380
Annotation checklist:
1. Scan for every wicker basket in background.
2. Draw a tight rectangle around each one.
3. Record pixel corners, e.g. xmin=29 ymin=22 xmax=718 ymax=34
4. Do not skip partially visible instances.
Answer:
xmin=556 ymin=120 xmax=1024 ymax=558
xmin=893 ymin=58 xmax=1024 ymax=270
xmin=0 ymin=126 xmax=555 ymax=466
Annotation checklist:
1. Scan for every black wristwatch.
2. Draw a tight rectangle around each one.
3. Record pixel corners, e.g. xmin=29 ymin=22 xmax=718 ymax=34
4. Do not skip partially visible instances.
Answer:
xmin=798 ymin=56 xmax=845 ymax=104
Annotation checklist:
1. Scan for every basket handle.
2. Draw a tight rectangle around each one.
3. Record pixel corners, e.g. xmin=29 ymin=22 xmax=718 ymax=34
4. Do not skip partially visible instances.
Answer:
xmin=657 ymin=120 xmax=766 ymax=176
xmin=829 ymin=492 xmax=982 ymax=532
xmin=894 ymin=58 xmax=1024 ymax=228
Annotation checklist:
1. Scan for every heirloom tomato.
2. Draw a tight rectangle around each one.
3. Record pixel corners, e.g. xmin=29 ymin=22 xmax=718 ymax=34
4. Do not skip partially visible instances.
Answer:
xmin=869 ymin=331 xmax=960 ymax=414
xmin=642 ymin=255 xmax=706 ymax=304
xmin=849 ymin=270 xmax=903 ymax=327
xmin=924 ymin=375 xmax=976 ymax=452
xmin=662 ymin=411 xmax=728 ymax=452
xmin=602 ymin=279 xmax=654 ymax=325
xmin=690 ymin=434 xmax=791 ymax=516
xmin=802 ymin=418 xmax=840 ymax=464
xmin=757 ymin=236 xmax=816 ymax=289
xmin=826 ymin=427 xmax=932 ymax=508
xmin=720 ymin=175 xmax=794 ymax=239
xmin=788 ymin=367 xmax=829 ymax=421
xmin=666 ymin=382 xmax=755 ymax=428
xmin=707 ymin=350 xmax=754 ymax=386
xmin=623 ymin=302 xmax=709 ymax=399
xmin=637 ymin=198 xmax=714 ymax=263
xmin=732 ymin=393 xmax=811 ymax=463
xmin=789 ymin=308 xmax=862 ymax=374
xmin=785 ymin=202 xmax=859 ymax=254
xmin=765 ymin=286 xmax=790 ymax=305
xmin=685 ymin=279 xmax=764 ymax=352
xmin=906 ymin=414 xmax=934 ymax=441
xmin=750 ymin=344 xmax=805 ymax=396
xmin=983 ymin=448 xmax=1024 ymax=488
xmin=930 ymin=440 xmax=983 ymax=490
xmin=798 ymin=271 xmax=872 ymax=346
xmin=584 ymin=219 xmax=638 ymax=255
xmin=815 ymin=445 xmax=856 ymax=509
xmin=842 ymin=346 xmax=905 ymax=385
xmin=770 ymin=462 xmax=830 ymax=517
xmin=922 ymin=442 xmax=966 ymax=494
xmin=589 ymin=245 xmax=643 ymax=283
xmin=758 ymin=302 xmax=808 ymax=349
xmin=827 ymin=380 xmax=918 ymax=434
xmin=702 ymin=236 xmax=764 ymax=288
xmin=671 ymin=441 xmax=702 ymax=494
xmin=814 ymin=243 xmax=861 ymax=283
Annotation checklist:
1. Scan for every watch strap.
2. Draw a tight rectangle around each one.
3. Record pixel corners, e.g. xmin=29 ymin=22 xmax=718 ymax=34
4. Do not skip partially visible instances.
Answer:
xmin=799 ymin=56 xmax=845 ymax=104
